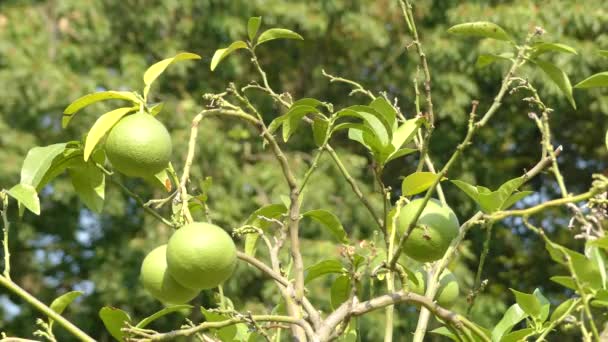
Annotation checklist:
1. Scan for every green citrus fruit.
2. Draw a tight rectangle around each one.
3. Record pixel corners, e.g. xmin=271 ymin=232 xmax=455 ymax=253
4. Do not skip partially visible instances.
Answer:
xmin=140 ymin=245 xmax=199 ymax=304
xmin=105 ymin=112 xmax=172 ymax=178
xmin=166 ymin=222 xmax=237 ymax=290
xmin=398 ymin=198 xmax=459 ymax=263
xmin=408 ymin=268 xmax=460 ymax=308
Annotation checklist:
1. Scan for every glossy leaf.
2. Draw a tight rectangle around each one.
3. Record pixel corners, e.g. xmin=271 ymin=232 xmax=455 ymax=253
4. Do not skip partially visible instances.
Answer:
xmin=136 ymin=305 xmax=192 ymax=329
xmin=391 ymin=118 xmax=423 ymax=150
xmin=7 ymin=184 xmax=40 ymax=215
xmin=430 ymin=327 xmax=459 ymax=341
xmin=533 ymin=288 xmax=551 ymax=323
xmin=447 ymin=21 xmax=513 ymax=41
xmin=303 ymin=209 xmax=348 ymax=243
xmin=305 ymin=259 xmax=344 ymax=284
xmin=574 ymin=72 xmax=608 ymax=88
xmin=510 ymin=289 xmax=541 ymax=319
xmin=200 ymin=307 xmax=238 ymax=341
xmin=282 ymin=105 xmax=321 ymax=142
xmin=530 ymin=42 xmax=577 ymax=58
xmin=491 ymin=304 xmax=527 ymax=341
xmin=143 ymin=52 xmax=201 ymax=99
xmin=550 ymin=276 xmax=577 ymax=290
xmin=210 ymin=41 xmax=247 ymax=71
xmin=247 ymin=16 xmax=262 ymax=41
xmin=84 ymin=107 xmax=135 ymax=161
xmin=37 ymin=147 xmax=84 ymax=190
xmin=384 ymin=148 xmax=417 ymax=164
xmin=20 ymin=143 xmax=68 ymax=188
xmin=49 ymin=291 xmax=83 ymax=329
xmin=476 ymin=53 xmax=513 ymax=68
xmin=337 ymin=107 xmax=390 ymax=147
xmin=99 ymin=306 xmax=131 ymax=342
xmin=256 ymin=28 xmax=303 ymax=46
xmin=401 ymin=172 xmax=443 ymax=196
xmin=69 ymin=158 xmax=105 ymax=213
xmin=534 ymin=59 xmax=576 ymax=109
xmin=330 ymin=275 xmax=351 ymax=309
xmin=550 ymin=298 xmax=576 ymax=322
xmin=500 ymin=328 xmax=534 ymax=342
xmin=312 ymin=118 xmax=329 ymax=147
xmin=149 ymin=102 xmax=164 ymax=116
xmin=63 ymin=91 xmax=140 ymax=127
xmin=369 ymin=97 xmax=397 ymax=131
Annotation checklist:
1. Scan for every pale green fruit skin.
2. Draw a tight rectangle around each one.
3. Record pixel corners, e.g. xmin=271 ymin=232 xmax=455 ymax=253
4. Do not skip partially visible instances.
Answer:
xmin=408 ymin=269 xmax=460 ymax=308
xmin=398 ymin=198 xmax=459 ymax=262
xmin=166 ymin=222 xmax=237 ymax=290
xmin=105 ymin=112 xmax=172 ymax=178
xmin=140 ymin=245 xmax=199 ymax=304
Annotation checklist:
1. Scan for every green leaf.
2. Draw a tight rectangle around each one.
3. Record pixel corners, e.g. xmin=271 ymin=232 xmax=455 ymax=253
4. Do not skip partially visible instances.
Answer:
xmin=369 ymin=97 xmax=397 ymax=131
xmin=143 ymin=164 xmax=172 ymax=192
xmin=430 ymin=327 xmax=459 ymax=341
xmin=210 ymin=41 xmax=248 ymax=71
xmin=69 ymin=158 xmax=105 ymax=213
xmin=550 ymin=298 xmax=576 ymax=322
xmin=501 ymin=191 xmax=533 ymax=210
xmin=37 ymin=146 xmax=84 ymax=190
xmin=491 ymin=304 xmax=527 ymax=341
xmin=149 ymin=102 xmax=164 ymax=116
xmin=143 ymin=52 xmax=201 ymax=99
xmin=533 ymin=59 xmax=576 ymax=109
xmin=247 ymin=16 xmax=262 ymax=41
xmin=136 ymin=305 xmax=192 ymax=329
xmin=590 ymin=236 xmax=608 ymax=250
xmin=510 ymin=289 xmax=541 ymax=319
xmin=533 ymin=288 xmax=550 ymax=323
xmin=303 ymin=209 xmax=348 ymax=243
xmin=63 ymin=91 xmax=140 ymax=128
xmin=305 ymin=259 xmax=344 ymax=284
xmin=530 ymin=42 xmax=577 ymax=58
xmin=243 ymin=204 xmax=287 ymax=257
xmin=20 ymin=143 xmax=68 ymax=188
xmin=346 ymin=126 xmax=383 ymax=156
xmin=337 ymin=107 xmax=391 ymax=147
xmin=500 ymin=328 xmax=535 ymax=342
xmin=282 ymin=105 xmax=321 ymax=142
xmin=256 ymin=28 xmax=303 ymax=46
xmin=476 ymin=53 xmax=513 ymax=68
xmin=587 ymin=245 xmax=607 ymax=290
xmin=49 ymin=291 xmax=83 ymax=329
xmin=447 ymin=21 xmax=513 ymax=41
xmin=606 ymin=130 xmax=608 ymax=151
xmin=451 ymin=180 xmax=481 ymax=203
xmin=401 ymin=172 xmax=443 ymax=196
xmin=84 ymin=107 xmax=136 ymax=161
xmin=291 ymin=98 xmax=323 ymax=108
xmin=331 ymin=275 xmax=351 ymax=309
xmin=7 ymin=184 xmax=40 ymax=215
xmin=574 ymin=72 xmax=608 ymax=89
xmin=384 ymin=148 xmax=417 ymax=164
xmin=391 ymin=118 xmax=423 ymax=150
xmin=99 ymin=306 xmax=131 ymax=342
xmin=550 ymin=276 xmax=577 ymax=290
xmin=200 ymin=307 xmax=237 ymax=341
xmin=312 ymin=118 xmax=330 ymax=147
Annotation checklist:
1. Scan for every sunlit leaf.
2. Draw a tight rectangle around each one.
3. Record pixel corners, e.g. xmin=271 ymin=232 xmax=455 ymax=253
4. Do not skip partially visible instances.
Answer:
xmin=136 ymin=305 xmax=192 ymax=329
xmin=305 ymin=259 xmax=345 ymax=284
xmin=491 ymin=304 xmax=527 ymax=341
xmin=143 ymin=52 xmax=201 ymax=98
xmin=19 ymin=143 xmax=68 ymax=188
xmin=533 ymin=59 xmax=576 ymax=109
xmin=210 ymin=41 xmax=248 ymax=71
xmin=447 ymin=21 xmax=513 ymax=41
xmin=69 ymin=157 xmax=105 ymax=213
xmin=99 ymin=306 xmax=131 ymax=342
xmin=256 ymin=28 xmax=303 ymax=46
xmin=84 ymin=107 xmax=136 ymax=161
xmin=550 ymin=298 xmax=576 ymax=322
xmin=530 ymin=42 xmax=577 ymax=58
xmin=401 ymin=172 xmax=443 ymax=196
xmin=7 ymin=184 xmax=40 ymax=215
xmin=574 ymin=72 xmax=608 ymax=89
xmin=49 ymin=291 xmax=83 ymax=329
xmin=247 ymin=16 xmax=262 ymax=41
xmin=303 ymin=209 xmax=348 ymax=243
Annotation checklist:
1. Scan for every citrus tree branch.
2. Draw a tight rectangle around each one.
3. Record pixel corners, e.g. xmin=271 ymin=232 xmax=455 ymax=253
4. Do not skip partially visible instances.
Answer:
xmin=0 ymin=275 xmax=95 ymax=342
xmin=1 ymin=192 xmax=11 ymax=280
xmin=127 ymin=314 xmax=317 ymax=342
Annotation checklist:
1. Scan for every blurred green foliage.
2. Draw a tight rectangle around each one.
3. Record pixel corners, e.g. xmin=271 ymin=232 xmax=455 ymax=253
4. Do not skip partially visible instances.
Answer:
xmin=0 ymin=0 xmax=606 ymax=340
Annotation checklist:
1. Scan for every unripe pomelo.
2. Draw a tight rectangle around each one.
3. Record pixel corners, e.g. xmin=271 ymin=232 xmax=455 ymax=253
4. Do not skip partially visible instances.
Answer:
xmin=105 ymin=112 xmax=172 ymax=178
xmin=398 ymin=198 xmax=459 ymax=263
xmin=166 ymin=222 xmax=237 ymax=290
xmin=408 ymin=268 xmax=460 ymax=308
xmin=140 ymin=245 xmax=199 ymax=304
